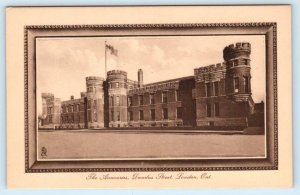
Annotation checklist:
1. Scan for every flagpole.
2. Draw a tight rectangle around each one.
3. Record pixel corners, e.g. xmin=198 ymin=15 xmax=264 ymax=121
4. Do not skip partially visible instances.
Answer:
xmin=105 ymin=40 xmax=107 ymax=79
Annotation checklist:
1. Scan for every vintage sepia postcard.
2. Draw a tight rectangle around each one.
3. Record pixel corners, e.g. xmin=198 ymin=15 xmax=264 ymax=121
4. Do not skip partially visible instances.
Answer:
xmin=6 ymin=6 xmax=292 ymax=189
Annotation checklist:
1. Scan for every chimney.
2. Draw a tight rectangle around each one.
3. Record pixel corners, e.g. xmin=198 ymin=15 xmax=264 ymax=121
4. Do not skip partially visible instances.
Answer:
xmin=71 ymin=95 xmax=74 ymax=100
xmin=138 ymin=69 xmax=143 ymax=88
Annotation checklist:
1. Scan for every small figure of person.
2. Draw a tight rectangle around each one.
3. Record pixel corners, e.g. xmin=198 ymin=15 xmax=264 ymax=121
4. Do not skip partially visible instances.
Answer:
xmin=41 ymin=147 xmax=47 ymax=159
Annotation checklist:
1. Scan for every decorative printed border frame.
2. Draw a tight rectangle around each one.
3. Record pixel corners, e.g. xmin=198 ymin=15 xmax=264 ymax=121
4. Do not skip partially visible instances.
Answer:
xmin=24 ymin=22 xmax=278 ymax=173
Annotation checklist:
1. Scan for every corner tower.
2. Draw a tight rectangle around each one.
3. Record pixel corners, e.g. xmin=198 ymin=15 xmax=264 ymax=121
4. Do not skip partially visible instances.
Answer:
xmin=107 ymin=70 xmax=128 ymax=127
xmin=41 ymin=93 xmax=61 ymax=129
xmin=223 ymin=42 xmax=252 ymax=102
xmin=86 ymin=76 xmax=105 ymax=128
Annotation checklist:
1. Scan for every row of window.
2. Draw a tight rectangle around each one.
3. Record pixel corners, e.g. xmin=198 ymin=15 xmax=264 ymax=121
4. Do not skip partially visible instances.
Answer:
xmin=204 ymin=76 xmax=250 ymax=97
xmin=111 ymin=107 xmax=183 ymax=122
xmin=109 ymin=82 xmax=136 ymax=89
xmin=62 ymin=104 xmax=81 ymax=113
xmin=87 ymin=86 xmax=97 ymax=93
xmin=127 ymin=90 xmax=181 ymax=107
xmin=62 ymin=100 xmax=97 ymax=114
xmin=109 ymin=82 xmax=120 ymax=88
xmin=61 ymin=115 xmax=78 ymax=123
xmin=61 ymin=110 xmax=98 ymax=124
xmin=228 ymin=59 xmax=250 ymax=67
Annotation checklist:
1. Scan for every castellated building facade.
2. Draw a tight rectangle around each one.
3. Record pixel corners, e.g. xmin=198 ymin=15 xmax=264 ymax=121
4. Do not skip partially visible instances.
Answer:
xmin=40 ymin=42 xmax=260 ymax=130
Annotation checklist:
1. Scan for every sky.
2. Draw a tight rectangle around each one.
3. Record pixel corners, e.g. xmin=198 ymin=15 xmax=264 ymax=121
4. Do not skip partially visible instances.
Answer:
xmin=36 ymin=35 xmax=265 ymax=114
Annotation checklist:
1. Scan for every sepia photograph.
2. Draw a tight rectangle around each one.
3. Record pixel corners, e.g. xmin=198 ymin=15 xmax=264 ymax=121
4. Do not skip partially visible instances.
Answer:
xmin=6 ymin=6 xmax=292 ymax=189
xmin=36 ymin=36 xmax=266 ymax=160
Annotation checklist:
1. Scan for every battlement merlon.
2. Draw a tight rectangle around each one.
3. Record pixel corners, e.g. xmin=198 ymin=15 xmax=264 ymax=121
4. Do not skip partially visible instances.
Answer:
xmin=85 ymin=76 xmax=105 ymax=81
xmin=107 ymin=70 xmax=127 ymax=77
xmin=223 ymin=42 xmax=251 ymax=61
xmin=194 ymin=62 xmax=226 ymax=75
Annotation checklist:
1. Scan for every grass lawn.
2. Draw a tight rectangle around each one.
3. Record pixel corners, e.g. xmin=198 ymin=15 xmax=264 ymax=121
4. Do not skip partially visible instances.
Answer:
xmin=38 ymin=130 xmax=265 ymax=160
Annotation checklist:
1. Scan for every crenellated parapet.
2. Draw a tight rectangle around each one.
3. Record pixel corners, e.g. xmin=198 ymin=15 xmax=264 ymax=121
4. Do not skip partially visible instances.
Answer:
xmin=128 ymin=80 xmax=179 ymax=95
xmin=194 ymin=63 xmax=226 ymax=74
xmin=107 ymin=70 xmax=127 ymax=79
xmin=86 ymin=76 xmax=104 ymax=85
xmin=194 ymin=63 xmax=226 ymax=83
xmin=86 ymin=76 xmax=104 ymax=92
xmin=126 ymin=79 xmax=139 ymax=90
xmin=223 ymin=42 xmax=252 ymax=101
xmin=41 ymin=92 xmax=54 ymax=99
xmin=223 ymin=42 xmax=251 ymax=61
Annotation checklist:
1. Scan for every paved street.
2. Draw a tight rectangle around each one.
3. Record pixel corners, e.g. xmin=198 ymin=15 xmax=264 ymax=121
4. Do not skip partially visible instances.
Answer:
xmin=38 ymin=130 xmax=265 ymax=160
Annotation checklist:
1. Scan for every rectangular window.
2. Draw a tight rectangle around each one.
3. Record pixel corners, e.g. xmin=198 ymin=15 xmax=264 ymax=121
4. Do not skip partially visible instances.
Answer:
xmin=48 ymin=115 xmax=52 ymax=123
xmin=163 ymin=108 xmax=168 ymax=119
xmin=88 ymin=100 xmax=92 ymax=109
xmin=176 ymin=90 xmax=181 ymax=101
xmin=139 ymin=110 xmax=144 ymax=120
xmin=117 ymin=111 xmax=120 ymax=121
xmin=111 ymin=111 xmax=114 ymax=121
xmin=150 ymin=94 xmax=155 ymax=104
xmin=234 ymin=59 xmax=239 ymax=66
xmin=116 ymin=82 xmax=119 ymax=88
xmin=213 ymin=82 xmax=219 ymax=96
xmin=77 ymin=104 xmax=80 ymax=112
xmin=93 ymin=100 xmax=97 ymax=108
xmin=244 ymin=76 xmax=250 ymax=93
xmin=234 ymin=77 xmax=239 ymax=92
xmin=128 ymin=96 xmax=132 ymax=106
xmin=206 ymin=103 xmax=211 ymax=117
xmin=214 ymin=103 xmax=220 ymax=117
xmin=139 ymin=95 xmax=144 ymax=105
xmin=93 ymin=109 xmax=97 ymax=122
xmin=162 ymin=91 xmax=168 ymax=103
xmin=205 ymin=83 xmax=211 ymax=97
xmin=150 ymin=109 xmax=155 ymax=120
xmin=88 ymin=112 xmax=91 ymax=122
xmin=129 ymin=111 xmax=133 ymax=121
xmin=116 ymin=96 xmax=120 ymax=106
xmin=176 ymin=107 xmax=182 ymax=119
xmin=243 ymin=59 xmax=248 ymax=65
xmin=110 ymin=96 xmax=114 ymax=106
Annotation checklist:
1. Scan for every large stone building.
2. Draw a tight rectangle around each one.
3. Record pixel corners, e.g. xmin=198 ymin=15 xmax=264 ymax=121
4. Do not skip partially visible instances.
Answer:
xmin=39 ymin=42 xmax=262 ymax=130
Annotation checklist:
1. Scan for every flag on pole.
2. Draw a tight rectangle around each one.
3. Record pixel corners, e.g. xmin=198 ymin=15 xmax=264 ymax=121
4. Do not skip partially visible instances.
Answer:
xmin=105 ymin=44 xmax=118 ymax=56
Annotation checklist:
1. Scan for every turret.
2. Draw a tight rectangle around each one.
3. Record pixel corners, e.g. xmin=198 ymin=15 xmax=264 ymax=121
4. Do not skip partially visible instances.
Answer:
xmin=86 ymin=76 xmax=105 ymax=128
xmin=223 ymin=42 xmax=252 ymax=102
xmin=106 ymin=70 xmax=128 ymax=127
xmin=41 ymin=93 xmax=61 ymax=128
